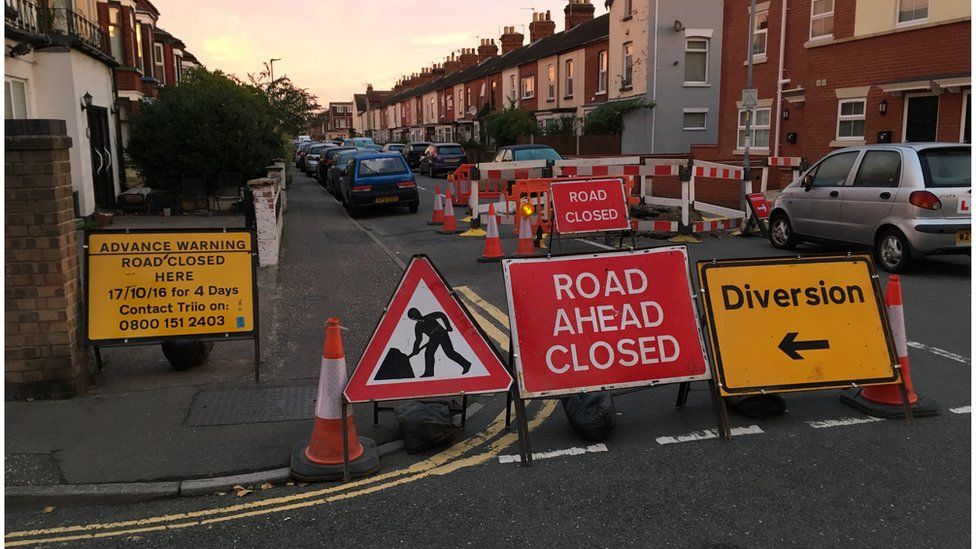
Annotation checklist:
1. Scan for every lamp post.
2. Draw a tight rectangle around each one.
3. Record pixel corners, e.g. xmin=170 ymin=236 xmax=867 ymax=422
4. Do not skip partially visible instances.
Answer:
xmin=269 ymin=58 xmax=281 ymax=82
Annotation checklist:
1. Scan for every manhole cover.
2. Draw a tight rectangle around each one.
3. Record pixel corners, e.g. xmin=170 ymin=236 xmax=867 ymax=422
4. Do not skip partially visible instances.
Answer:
xmin=185 ymin=385 xmax=317 ymax=427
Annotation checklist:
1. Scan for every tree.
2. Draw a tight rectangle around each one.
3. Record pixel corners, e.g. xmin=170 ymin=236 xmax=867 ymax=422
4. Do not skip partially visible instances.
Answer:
xmin=127 ymin=68 xmax=282 ymax=192
xmin=542 ymin=115 xmax=578 ymax=136
xmin=483 ymin=100 xmax=538 ymax=147
xmin=583 ymin=98 xmax=654 ymax=135
xmin=247 ymin=62 xmax=321 ymax=137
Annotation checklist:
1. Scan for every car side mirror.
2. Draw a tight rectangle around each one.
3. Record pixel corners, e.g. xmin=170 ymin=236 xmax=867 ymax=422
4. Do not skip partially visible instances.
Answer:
xmin=801 ymin=174 xmax=813 ymax=191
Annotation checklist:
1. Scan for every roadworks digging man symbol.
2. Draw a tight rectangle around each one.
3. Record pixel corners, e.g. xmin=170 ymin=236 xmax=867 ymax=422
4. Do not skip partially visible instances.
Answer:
xmin=375 ymin=308 xmax=472 ymax=380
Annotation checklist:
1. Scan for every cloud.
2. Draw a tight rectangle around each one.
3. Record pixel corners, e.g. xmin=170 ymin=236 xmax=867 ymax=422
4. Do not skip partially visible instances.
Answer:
xmin=201 ymin=32 xmax=255 ymax=63
xmin=408 ymin=32 xmax=474 ymax=47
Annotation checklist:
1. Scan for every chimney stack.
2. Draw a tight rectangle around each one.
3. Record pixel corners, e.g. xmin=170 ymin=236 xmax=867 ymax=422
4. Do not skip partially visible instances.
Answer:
xmin=458 ymin=47 xmax=479 ymax=68
xmin=529 ymin=11 xmax=556 ymax=43
xmin=499 ymin=26 xmax=524 ymax=54
xmin=443 ymin=53 xmax=462 ymax=74
xmin=430 ymin=63 xmax=445 ymax=79
xmin=477 ymin=38 xmax=499 ymax=62
xmin=565 ymin=0 xmax=595 ymax=31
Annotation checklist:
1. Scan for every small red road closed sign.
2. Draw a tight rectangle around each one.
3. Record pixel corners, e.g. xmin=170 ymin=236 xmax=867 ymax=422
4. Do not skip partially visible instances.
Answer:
xmin=549 ymin=178 xmax=630 ymax=235
xmin=345 ymin=255 xmax=512 ymax=403
xmin=502 ymin=247 xmax=710 ymax=399
xmin=746 ymin=193 xmax=771 ymax=220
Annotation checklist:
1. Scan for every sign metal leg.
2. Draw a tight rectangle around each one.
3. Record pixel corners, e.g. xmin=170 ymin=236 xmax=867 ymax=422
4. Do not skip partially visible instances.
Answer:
xmin=341 ymin=400 xmax=351 ymax=482
xmin=460 ymin=394 xmax=468 ymax=430
xmin=253 ymin=336 xmax=261 ymax=384
xmin=505 ymin=389 xmax=513 ymax=429
xmin=93 ymin=346 xmax=105 ymax=372
xmin=897 ymin=374 xmax=915 ymax=425
xmin=513 ymin=393 xmax=533 ymax=466
xmin=710 ymin=380 xmax=732 ymax=441
xmin=675 ymin=382 xmax=691 ymax=408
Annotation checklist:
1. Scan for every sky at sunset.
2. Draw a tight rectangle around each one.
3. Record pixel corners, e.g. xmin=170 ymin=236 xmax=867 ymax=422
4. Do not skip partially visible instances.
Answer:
xmin=154 ymin=0 xmax=608 ymax=107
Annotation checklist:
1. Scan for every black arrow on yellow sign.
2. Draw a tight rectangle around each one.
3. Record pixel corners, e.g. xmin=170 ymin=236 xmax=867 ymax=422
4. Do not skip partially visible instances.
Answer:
xmin=779 ymin=332 xmax=830 ymax=360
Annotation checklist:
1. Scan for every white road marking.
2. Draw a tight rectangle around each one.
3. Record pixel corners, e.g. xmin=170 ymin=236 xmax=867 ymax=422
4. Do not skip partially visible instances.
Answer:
xmin=655 ymin=425 xmax=763 ymax=445
xmin=807 ymin=417 xmax=884 ymax=429
xmin=417 ymin=186 xmax=427 ymax=191
xmin=950 ymin=406 xmax=971 ymax=414
xmin=907 ymin=341 xmax=970 ymax=365
xmin=574 ymin=238 xmax=617 ymax=250
xmin=497 ymin=443 xmax=608 ymax=464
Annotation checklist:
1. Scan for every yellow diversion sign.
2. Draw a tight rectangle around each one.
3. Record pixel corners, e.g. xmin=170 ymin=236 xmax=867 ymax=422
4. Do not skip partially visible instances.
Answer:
xmin=698 ymin=255 xmax=899 ymax=396
xmin=86 ymin=229 xmax=257 ymax=343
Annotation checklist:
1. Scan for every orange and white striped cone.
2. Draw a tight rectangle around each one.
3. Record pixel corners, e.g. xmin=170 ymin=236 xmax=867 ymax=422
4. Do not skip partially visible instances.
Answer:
xmin=427 ymin=185 xmax=444 ymax=226
xmin=437 ymin=190 xmax=462 ymax=234
xmin=291 ymin=318 xmax=380 ymax=482
xmin=478 ymin=203 xmax=505 ymax=263
xmin=840 ymin=275 xmax=940 ymax=418
xmin=515 ymin=212 xmax=536 ymax=256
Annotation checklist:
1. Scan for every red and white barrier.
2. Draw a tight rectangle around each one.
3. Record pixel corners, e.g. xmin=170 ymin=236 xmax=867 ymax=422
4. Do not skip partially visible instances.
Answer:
xmin=554 ymin=157 xmax=643 ymax=177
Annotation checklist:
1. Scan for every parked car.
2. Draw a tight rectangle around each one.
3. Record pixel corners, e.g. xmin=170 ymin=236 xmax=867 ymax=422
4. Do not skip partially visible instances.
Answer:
xmin=327 ymin=149 xmax=370 ymax=197
xmin=768 ymin=143 xmax=971 ymax=272
xmin=493 ymin=144 xmax=562 ymax=162
xmin=402 ymin=141 xmax=433 ymax=168
xmin=339 ymin=152 xmax=419 ymax=217
xmin=382 ymin=143 xmax=406 ymax=154
xmin=343 ymin=137 xmax=377 ymax=148
xmin=317 ymin=146 xmax=357 ymax=188
xmin=304 ymin=143 xmax=334 ymax=177
xmin=295 ymin=141 xmax=318 ymax=169
xmin=418 ymin=143 xmax=468 ymax=177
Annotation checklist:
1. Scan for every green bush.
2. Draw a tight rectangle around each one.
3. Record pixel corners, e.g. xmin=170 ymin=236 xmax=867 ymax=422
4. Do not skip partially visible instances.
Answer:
xmin=583 ymin=98 xmax=654 ymax=135
xmin=483 ymin=101 xmax=538 ymax=147
xmin=127 ymin=68 xmax=283 ymax=192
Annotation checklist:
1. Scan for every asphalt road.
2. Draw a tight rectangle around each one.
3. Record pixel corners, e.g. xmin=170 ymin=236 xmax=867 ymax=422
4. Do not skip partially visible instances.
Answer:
xmin=6 ymin=170 xmax=970 ymax=548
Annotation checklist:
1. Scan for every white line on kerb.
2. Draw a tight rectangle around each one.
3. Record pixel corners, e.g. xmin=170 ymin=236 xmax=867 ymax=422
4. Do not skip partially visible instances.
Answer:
xmin=950 ymin=406 xmax=972 ymax=414
xmin=497 ymin=443 xmax=608 ymax=464
xmin=907 ymin=341 xmax=970 ymax=365
xmin=655 ymin=425 xmax=763 ymax=445
xmin=807 ymin=417 xmax=885 ymax=429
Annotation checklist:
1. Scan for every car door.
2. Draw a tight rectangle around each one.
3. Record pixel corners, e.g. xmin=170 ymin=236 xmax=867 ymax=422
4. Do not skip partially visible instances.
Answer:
xmin=788 ymin=150 xmax=859 ymax=240
xmin=839 ymin=149 xmax=902 ymax=245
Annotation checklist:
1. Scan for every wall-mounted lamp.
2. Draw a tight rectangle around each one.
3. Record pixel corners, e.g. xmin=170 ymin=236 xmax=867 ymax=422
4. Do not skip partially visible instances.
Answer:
xmin=80 ymin=92 xmax=93 ymax=111
xmin=673 ymin=20 xmax=685 ymax=32
xmin=879 ymin=99 xmax=888 ymax=115
xmin=782 ymin=108 xmax=790 ymax=121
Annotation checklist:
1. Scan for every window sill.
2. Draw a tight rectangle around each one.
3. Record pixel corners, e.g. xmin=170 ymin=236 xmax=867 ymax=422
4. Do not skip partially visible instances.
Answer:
xmin=563 ymin=95 xmax=574 ymax=100
xmin=546 ymin=98 xmax=556 ymax=103
xmin=829 ymin=139 xmax=865 ymax=147
xmin=743 ymin=56 xmax=767 ymax=66
xmin=683 ymin=82 xmax=711 ymax=88
xmin=595 ymin=91 xmax=607 ymax=96
xmin=622 ymin=14 xmax=633 ymax=22
xmin=732 ymin=148 xmax=770 ymax=156
xmin=619 ymin=85 xmax=633 ymax=92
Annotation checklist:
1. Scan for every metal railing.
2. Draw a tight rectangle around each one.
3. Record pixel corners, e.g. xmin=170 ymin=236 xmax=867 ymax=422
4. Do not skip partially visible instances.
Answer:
xmin=6 ymin=0 xmax=108 ymax=53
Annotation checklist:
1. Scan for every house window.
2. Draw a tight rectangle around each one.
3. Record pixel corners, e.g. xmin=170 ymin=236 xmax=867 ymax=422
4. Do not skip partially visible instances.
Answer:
xmin=134 ymin=23 xmax=144 ymax=73
xmin=622 ymin=42 xmax=633 ymax=87
xmin=4 ymin=78 xmax=28 ymax=119
xmin=682 ymin=109 xmax=707 ymax=130
xmin=458 ymin=90 xmax=463 ymax=112
xmin=810 ymin=0 xmax=834 ymax=39
xmin=466 ymin=87 xmax=471 ymax=110
xmin=624 ymin=0 xmax=633 ymax=17
xmin=174 ymin=55 xmax=183 ymax=83
xmin=737 ymin=107 xmax=771 ymax=149
xmin=108 ymin=7 xmax=123 ymax=64
xmin=836 ymin=99 xmax=866 ymax=140
xmin=480 ymin=82 xmax=486 ymax=101
xmin=490 ymin=80 xmax=497 ymax=107
xmin=520 ymin=76 xmax=535 ymax=99
xmin=509 ymin=74 xmax=516 ymax=101
xmin=447 ymin=93 xmax=453 ymax=111
xmin=684 ymin=39 xmax=708 ymax=84
xmin=429 ymin=98 xmax=435 ymax=121
xmin=565 ymin=59 xmax=574 ymax=97
xmin=898 ymin=0 xmax=928 ymax=24
xmin=752 ymin=9 xmax=768 ymax=56
xmin=154 ymin=44 xmax=165 ymax=83
xmin=597 ymin=50 xmax=608 ymax=93
xmin=547 ymin=64 xmax=556 ymax=100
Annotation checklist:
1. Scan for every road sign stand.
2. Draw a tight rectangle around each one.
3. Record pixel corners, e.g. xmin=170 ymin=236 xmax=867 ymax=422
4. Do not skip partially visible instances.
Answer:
xmin=341 ymin=400 xmax=351 ymax=482
xmin=742 ymin=193 xmax=770 ymax=238
xmin=546 ymin=178 xmax=635 ymax=254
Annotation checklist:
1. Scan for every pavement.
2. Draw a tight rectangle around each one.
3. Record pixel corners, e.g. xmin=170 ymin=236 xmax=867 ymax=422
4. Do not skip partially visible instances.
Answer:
xmin=5 ymin=168 xmax=971 ymax=547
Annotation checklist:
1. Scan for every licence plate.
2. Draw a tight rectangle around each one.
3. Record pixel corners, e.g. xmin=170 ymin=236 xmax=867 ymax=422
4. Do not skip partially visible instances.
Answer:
xmin=956 ymin=230 xmax=971 ymax=245
xmin=446 ymin=158 xmax=460 ymax=163
xmin=375 ymin=196 xmax=399 ymax=204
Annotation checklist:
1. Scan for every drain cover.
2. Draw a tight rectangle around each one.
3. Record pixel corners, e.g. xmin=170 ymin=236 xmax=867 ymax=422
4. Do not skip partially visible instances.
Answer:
xmin=185 ymin=385 xmax=317 ymax=427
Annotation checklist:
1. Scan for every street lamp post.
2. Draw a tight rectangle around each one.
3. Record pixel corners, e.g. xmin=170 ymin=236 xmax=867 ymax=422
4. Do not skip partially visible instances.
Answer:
xmin=742 ymin=0 xmax=757 ymax=214
xmin=269 ymin=58 xmax=281 ymax=82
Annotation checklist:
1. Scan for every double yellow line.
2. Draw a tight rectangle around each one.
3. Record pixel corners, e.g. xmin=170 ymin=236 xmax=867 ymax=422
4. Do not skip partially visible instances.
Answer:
xmin=7 ymin=287 xmax=549 ymax=547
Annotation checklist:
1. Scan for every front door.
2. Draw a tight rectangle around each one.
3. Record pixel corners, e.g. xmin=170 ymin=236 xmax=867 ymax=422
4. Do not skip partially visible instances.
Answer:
xmin=904 ymin=95 xmax=939 ymax=142
xmin=86 ymin=106 xmax=115 ymax=209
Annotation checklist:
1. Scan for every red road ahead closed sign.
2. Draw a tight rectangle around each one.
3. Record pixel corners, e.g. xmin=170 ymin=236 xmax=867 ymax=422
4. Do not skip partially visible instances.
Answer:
xmin=503 ymin=247 xmax=710 ymax=398
xmin=549 ymin=178 xmax=630 ymax=235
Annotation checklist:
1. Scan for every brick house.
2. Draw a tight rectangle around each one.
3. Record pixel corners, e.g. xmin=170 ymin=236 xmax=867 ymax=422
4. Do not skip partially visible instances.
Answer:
xmin=327 ymin=101 xmax=353 ymax=140
xmin=697 ymin=0 xmax=970 ymax=190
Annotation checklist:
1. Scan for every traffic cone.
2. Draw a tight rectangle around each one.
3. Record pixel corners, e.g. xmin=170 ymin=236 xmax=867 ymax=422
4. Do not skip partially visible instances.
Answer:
xmin=291 ymin=318 xmax=380 ymax=482
xmin=427 ymin=185 xmax=444 ymax=226
xmin=478 ymin=203 xmax=505 ymax=262
xmin=515 ymin=212 xmax=536 ymax=256
xmin=840 ymin=275 xmax=939 ymax=419
xmin=437 ymin=190 xmax=462 ymax=234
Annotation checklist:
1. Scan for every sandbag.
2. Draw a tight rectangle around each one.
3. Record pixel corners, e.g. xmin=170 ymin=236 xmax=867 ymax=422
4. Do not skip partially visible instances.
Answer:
xmin=395 ymin=401 xmax=462 ymax=454
xmin=560 ymin=392 xmax=616 ymax=442
xmin=161 ymin=340 xmax=213 ymax=371
xmin=727 ymin=394 xmax=787 ymax=419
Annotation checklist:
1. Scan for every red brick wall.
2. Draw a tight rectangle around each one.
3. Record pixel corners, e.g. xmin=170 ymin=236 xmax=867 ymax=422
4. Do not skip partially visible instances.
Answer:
xmin=584 ymin=39 xmax=610 ymax=105
xmin=163 ymin=42 xmax=176 ymax=87
xmin=517 ymin=63 xmax=538 ymax=112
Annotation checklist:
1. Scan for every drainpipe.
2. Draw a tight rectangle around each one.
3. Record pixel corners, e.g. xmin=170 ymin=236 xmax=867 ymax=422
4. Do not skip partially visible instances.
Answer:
xmin=773 ymin=0 xmax=788 ymax=158
xmin=650 ymin=0 xmax=660 ymax=153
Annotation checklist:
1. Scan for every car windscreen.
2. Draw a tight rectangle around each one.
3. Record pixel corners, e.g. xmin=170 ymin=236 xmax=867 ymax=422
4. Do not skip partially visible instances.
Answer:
xmin=309 ymin=145 xmax=327 ymax=154
xmin=387 ymin=144 xmax=404 ymax=151
xmin=437 ymin=146 xmax=465 ymax=156
xmin=335 ymin=153 xmax=360 ymax=167
xmin=358 ymin=157 xmax=408 ymax=176
xmin=411 ymin=144 xmax=429 ymax=152
xmin=325 ymin=148 xmax=355 ymax=161
xmin=919 ymin=147 xmax=971 ymax=188
xmin=514 ymin=148 xmax=562 ymax=161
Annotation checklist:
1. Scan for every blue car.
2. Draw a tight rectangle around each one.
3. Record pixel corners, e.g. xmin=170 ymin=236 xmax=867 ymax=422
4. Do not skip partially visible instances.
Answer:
xmin=340 ymin=153 xmax=419 ymax=216
xmin=418 ymin=143 xmax=469 ymax=177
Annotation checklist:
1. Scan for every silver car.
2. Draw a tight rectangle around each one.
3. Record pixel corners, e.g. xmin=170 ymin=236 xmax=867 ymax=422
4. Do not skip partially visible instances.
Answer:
xmin=769 ymin=143 xmax=971 ymax=272
xmin=304 ymin=143 xmax=331 ymax=177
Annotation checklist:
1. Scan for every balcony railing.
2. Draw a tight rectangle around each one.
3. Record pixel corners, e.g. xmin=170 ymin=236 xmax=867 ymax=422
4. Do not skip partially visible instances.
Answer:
xmin=6 ymin=0 xmax=108 ymax=55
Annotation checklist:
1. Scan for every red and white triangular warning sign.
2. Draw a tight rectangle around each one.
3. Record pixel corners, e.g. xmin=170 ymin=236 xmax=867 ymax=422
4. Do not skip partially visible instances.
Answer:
xmin=344 ymin=255 xmax=512 ymax=403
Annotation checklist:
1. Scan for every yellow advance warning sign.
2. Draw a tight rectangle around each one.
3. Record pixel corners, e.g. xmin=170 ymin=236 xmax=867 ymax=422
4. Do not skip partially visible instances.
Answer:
xmin=698 ymin=255 xmax=898 ymax=396
xmin=86 ymin=230 xmax=256 ymax=343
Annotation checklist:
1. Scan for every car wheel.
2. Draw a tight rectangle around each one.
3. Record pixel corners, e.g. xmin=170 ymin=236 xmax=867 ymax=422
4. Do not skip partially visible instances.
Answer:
xmin=769 ymin=213 xmax=799 ymax=250
xmin=409 ymin=203 xmax=419 ymax=214
xmin=875 ymin=229 xmax=911 ymax=273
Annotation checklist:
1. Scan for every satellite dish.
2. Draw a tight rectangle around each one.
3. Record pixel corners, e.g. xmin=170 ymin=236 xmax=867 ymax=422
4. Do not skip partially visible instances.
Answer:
xmin=467 ymin=106 xmax=477 ymax=116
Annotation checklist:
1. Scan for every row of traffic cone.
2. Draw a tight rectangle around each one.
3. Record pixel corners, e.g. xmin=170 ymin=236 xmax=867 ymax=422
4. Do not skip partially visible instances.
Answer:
xmin=476 ymin=204 xmax=538 ymax=262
